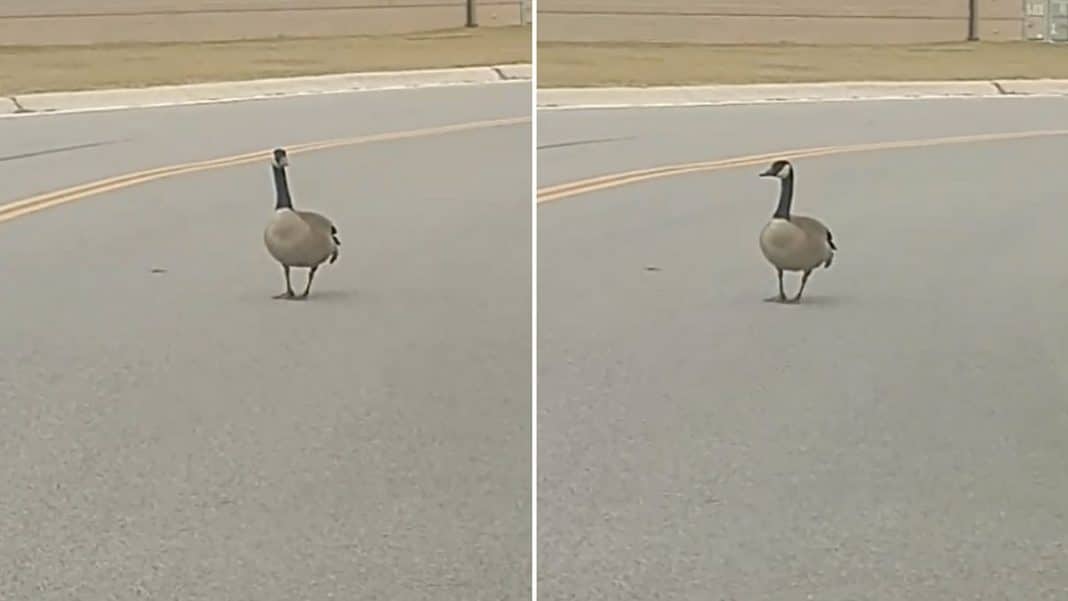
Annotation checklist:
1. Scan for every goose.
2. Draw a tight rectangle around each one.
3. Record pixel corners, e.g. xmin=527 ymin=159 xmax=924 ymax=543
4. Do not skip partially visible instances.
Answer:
xmin=263 ymin=148 xmax=340 ymax=300
xmin=757 ymin=160 xmax=836 ymax=303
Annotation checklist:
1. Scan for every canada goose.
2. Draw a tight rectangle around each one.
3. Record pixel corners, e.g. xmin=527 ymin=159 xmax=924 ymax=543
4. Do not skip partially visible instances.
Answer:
xmin=758 ymin=160 xmax=836 ymax=303
xmin=263 ymin=148 xmax=340 ymax=300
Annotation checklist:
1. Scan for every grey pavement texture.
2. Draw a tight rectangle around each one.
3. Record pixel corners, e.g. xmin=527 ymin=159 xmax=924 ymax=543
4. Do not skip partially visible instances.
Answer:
xmin=537 ymin=96 xmax=1068 ymax=188
xmin=538 ymin=98 xmax=1068 ymax=600
xmin=0 ymin=83 xmax=531 ymax=600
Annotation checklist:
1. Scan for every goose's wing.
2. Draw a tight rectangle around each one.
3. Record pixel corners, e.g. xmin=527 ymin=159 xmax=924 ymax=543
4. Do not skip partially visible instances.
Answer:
xmin=296 ymin=210 xmax=340 ymax=263
xmin=297 ymin=210 xmax=340 ymax=242
xmin=793 ymin=216 xmax=835 ymax=247
xmin=793 ymin=215 xmax=836 ymax=268
xmin=295 ymin=210 xmax=334 ymax=234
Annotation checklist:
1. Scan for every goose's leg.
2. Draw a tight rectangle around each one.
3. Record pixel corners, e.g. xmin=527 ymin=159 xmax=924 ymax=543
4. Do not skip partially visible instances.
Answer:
xmin=297 ymin=265 xmax=319 ymax=299
xmin=787 ymin=270 xmax=813 ymax=303
xmin=765 ymin=268 xmax=787 ymax=302
xmin=273 ymin=265 xmax=296 ymax=299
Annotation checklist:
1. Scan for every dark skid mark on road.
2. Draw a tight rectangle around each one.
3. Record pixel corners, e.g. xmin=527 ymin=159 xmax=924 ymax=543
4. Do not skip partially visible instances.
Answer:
xmin=538 ymin=136 xmax=633 ymax=151
xmin=0 ymin=139 xmax=125 ymax=163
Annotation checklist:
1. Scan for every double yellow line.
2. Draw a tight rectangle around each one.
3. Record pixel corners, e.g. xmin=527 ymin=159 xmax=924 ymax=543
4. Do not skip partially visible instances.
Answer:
xmin=537 ymin=128 xmax=1068 ymax=204
xmin=0 ymin=115 xmax=529 ymax=225
xmin=5 ymin=120 xmax=1061 ymax=221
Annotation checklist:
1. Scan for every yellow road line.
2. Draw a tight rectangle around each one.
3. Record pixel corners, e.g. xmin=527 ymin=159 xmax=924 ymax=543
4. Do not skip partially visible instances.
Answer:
xmin=0 ymin=115 xmax=530 ymax=225
xmin=537 ymin=128 xmax=1068 ymax=204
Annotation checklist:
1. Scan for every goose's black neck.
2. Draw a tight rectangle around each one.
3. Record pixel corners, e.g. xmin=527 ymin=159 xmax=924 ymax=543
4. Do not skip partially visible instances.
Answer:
xmin=773 ymin=171 xmax=794 ymax=219
xmin=272 ymin=164 xmax=293 ymax=210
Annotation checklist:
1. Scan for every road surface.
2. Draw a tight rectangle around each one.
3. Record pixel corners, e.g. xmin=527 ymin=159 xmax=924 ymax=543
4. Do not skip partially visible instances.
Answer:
xmin=0 ymin=83 xmax=531 ymax=600
xmin=538 ymin=97 xmax=1068 ymax=600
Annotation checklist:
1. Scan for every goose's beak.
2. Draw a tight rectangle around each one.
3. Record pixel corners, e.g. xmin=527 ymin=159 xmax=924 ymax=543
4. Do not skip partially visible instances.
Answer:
xmin=759 ymin=169 xmax=774 ymax=177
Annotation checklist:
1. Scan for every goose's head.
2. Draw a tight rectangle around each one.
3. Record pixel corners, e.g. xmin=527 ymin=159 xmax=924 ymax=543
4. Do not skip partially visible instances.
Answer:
xmin=759 ymin=160 xmax=793 ymax=180
xmin=272 ymin=148 xmax=289 ymax=169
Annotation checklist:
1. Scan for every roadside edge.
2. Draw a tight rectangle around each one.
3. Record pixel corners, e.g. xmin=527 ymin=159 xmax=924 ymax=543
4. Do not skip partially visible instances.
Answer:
xmin=537 ymin=79 xmax=1068 ymax=110
xmin=2 ymin=63 xmax=532 ymax=117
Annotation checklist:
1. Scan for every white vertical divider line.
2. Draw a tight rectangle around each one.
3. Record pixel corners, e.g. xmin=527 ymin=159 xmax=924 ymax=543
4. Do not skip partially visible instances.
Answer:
xmin=529 ymin=3 xmax=539 ymax=600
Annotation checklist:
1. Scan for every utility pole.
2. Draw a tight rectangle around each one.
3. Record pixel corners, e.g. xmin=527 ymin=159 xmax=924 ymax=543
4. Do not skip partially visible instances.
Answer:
xmin=968 ymin=0 xmax=979 ymax=40
xmin=467 ymin=0 xmax=478 ymax=27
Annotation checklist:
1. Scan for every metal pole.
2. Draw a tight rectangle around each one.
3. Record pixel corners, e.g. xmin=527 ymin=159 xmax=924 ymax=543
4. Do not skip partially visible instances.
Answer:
xmin=467 ymin=0 xmax=478 ymax=27
xmin=968 ymin=0 xmax=979 ymax=40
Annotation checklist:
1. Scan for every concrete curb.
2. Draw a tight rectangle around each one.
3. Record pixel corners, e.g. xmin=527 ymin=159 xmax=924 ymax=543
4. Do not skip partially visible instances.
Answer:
xmin=493 ymin=64 xmax=533 ymax=80
xmin=538 ymin=79 xmax=1068 ymax=109
xmin=993 ymin=79 xmax=1068 ymax=95
xmin=5 ymin=64 xmax=531 ymax=116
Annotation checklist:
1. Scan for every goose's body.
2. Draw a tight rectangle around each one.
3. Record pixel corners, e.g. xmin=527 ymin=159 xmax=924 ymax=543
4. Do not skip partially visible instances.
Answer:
xmin=264 ymin=209 xmax=338 ymax=268
xmin=757 ymin=160 xmax=836 ymax=303
xmin=263 ymin=148 xmax=339 ymax=299
xmin=759 ymin=216 xmax=833 ymax=272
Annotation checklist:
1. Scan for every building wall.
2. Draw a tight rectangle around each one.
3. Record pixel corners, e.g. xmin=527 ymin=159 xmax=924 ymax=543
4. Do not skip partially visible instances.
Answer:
xmin=539 ymin=0 xmax=1025 ymax=44
xmin=0 ymin=1 xmax=524 ymax=46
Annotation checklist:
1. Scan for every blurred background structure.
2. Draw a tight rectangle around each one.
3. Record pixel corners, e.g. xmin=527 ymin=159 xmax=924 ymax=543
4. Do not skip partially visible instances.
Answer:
xmin=0 ymin=0 xmax=529 ymax=45
xmin=539 ymin=0 xmax=1068 ymax=44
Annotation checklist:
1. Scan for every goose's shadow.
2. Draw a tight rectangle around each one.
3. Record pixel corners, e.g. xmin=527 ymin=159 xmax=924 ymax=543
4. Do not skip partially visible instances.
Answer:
xmin=772 ymin=295 xmax=846 ymax=307
xmin=250 ymin=288 xmax=360 ymax=304
xmin=304 ymin=288 xmax=359 ymax=302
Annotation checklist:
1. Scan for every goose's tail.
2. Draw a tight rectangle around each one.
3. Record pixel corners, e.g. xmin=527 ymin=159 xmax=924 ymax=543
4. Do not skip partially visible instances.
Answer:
xmin=824 ymin=229 xmax=836 ymax=268
xmin=330 ymin=225 xmax=341 ymax=263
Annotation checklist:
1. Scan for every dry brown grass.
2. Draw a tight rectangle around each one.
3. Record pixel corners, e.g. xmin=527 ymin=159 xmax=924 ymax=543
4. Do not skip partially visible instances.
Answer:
xmin=538 ymin=41 xmax=1068 ymax=87
xmin=0 ymin=26 xmax=530 ymax=95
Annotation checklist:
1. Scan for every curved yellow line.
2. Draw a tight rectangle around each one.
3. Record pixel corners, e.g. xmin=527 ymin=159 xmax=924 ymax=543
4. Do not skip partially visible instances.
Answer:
xmin=537 ymin=128 xmax=1068 ymax=204
xmin=0 ymin=115 xmax=529 ymax=225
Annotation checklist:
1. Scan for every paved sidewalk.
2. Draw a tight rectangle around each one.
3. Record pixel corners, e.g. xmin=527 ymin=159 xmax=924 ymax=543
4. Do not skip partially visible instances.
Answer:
xmin=0 ymin=64 xmax=531 ymax=116
xmin=537 ymin=79 xmax=1068 ymax=109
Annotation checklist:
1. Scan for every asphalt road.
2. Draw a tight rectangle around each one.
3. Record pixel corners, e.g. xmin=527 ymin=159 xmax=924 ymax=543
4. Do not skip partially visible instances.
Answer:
xmin=538 ymin=98 xmax=1068 ymax=600
xmin=0 ymin=82 xmax=531 ymax=601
